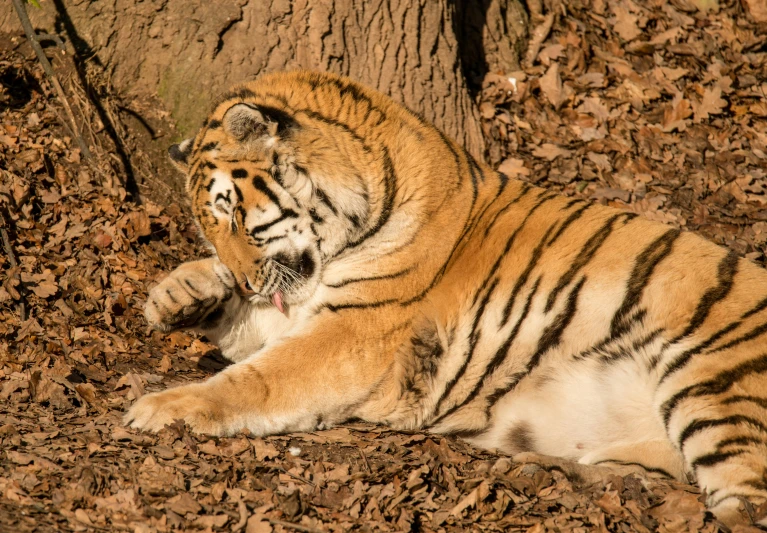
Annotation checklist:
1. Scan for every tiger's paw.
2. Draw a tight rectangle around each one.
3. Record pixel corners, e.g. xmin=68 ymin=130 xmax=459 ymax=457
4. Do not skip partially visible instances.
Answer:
xmin=123 ymin=383 xmax=230 ymax=435
xmin=512 ymin=452 xmax=651 ymax=487
xmin=144 ymin=259 xmax=236 ymax=333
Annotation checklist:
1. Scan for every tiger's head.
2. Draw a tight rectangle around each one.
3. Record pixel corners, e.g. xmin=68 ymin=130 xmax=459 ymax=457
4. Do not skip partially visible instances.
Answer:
xmin=167 ymin=88 xmax=374 ymax=313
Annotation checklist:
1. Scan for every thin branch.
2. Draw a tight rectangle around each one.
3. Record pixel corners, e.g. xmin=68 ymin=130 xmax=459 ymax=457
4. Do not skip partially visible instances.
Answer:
xmin=11 ymin=0 xmax=92 ymax=160
xmin=523 ymin=11 xmax=555 ymax=68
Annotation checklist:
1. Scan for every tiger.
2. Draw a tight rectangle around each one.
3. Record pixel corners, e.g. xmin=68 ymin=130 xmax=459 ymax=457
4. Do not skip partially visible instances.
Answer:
xmin=125 ymin=70 xmax=767 ymax=527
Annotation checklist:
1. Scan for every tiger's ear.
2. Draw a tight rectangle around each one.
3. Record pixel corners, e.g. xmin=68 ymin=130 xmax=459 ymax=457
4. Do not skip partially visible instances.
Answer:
xmin=168 ymin=137 xmax=194 ymax=173
xmin=223 ymin=103 xmax=278 ymax=142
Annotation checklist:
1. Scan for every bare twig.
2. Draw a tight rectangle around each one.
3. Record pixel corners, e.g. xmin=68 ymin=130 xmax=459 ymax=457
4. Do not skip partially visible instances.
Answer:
xmin=274 ymin=466 xmax=316 ymax=488
xmin=35 ymin=33 xmax=65 ymax=49
xmin=523 ymin=11 xmax=555 ymax=68
xmin=11 ymin=0 xmax=92 ymax=159
xmin=0 ymin=209 xmax=26 ymax=322
xmin=526 ymin=0 xmax=544 ymax=23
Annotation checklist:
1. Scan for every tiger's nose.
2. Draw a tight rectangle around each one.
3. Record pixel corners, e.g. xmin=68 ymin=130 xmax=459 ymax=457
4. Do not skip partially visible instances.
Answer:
xmin=239 ymin=279 xmax=255 ymax=295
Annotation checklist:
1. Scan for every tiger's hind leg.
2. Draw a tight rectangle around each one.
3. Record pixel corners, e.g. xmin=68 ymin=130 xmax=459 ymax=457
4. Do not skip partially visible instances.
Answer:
xmin=514 ymin=439 xmax=685 ymax=488
xmin=579 ymin=439 xmax=688 ymax=481
xmin=659 ymin=351 xmax=767 ymax=527
xmin=512 ymin=452 xmax=653 ymax=487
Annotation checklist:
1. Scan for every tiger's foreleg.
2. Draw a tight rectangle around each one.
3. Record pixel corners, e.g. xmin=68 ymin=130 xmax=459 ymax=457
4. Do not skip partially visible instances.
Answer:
xmin=124 ymin=315 xmax=397 ymax=436
xmin=144 ymin=257 xmax=278 ymax=362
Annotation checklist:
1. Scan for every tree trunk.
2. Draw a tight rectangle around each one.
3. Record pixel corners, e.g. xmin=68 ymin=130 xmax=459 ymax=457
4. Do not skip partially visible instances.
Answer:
xmin=1 ymin=0 xmax=527 ymax=159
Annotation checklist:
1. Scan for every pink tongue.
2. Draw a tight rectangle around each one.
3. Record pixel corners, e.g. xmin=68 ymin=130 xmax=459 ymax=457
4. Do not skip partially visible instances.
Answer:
xmin=271 ymin=291 xmax=285 ymax=314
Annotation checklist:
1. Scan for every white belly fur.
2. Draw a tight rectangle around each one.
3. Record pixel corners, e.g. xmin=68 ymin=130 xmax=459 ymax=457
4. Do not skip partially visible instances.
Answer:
xmin=470 ymin=356 xmax=670 ymax=462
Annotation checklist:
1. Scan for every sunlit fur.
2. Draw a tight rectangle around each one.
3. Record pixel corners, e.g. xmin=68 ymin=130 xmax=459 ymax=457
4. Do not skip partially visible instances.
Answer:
xmin=129 ymin=71 xmax=767 ymax=527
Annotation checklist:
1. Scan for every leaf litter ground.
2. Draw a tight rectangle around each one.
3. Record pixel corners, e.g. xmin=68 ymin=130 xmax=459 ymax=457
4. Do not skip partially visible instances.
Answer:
xmin=1 ymin=1 xmax=767 ymax=531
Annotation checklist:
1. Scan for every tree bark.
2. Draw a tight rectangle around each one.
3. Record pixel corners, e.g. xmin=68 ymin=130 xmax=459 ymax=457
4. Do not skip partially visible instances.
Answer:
xmin=1 ymin=0 xmax=527 ymax=159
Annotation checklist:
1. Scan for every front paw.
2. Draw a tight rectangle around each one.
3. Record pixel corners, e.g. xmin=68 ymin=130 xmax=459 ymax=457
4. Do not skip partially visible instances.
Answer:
xmin=123 ymin=383 xmax=228 ymax=434
xmin=145 ymin=259 xmax=236 ymax=332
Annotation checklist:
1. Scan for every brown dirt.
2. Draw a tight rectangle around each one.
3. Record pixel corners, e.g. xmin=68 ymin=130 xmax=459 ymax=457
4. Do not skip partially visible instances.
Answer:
xmin=1 ymin=1 xmax=767 ymax=532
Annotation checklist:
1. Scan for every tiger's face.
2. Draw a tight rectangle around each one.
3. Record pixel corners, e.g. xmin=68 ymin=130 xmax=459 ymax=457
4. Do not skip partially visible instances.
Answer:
xmin=168 ymin=103 xmax=324 ymax=312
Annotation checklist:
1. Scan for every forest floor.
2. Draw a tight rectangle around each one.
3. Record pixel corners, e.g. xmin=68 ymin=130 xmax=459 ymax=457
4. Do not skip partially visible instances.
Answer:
xmin=1 ymin=0 xmax=767 ymax=532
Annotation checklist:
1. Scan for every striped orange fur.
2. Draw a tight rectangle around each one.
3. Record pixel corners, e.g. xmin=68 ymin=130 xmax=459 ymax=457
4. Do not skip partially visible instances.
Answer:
xmin=127 ymin=71 xmax=767 ymax=527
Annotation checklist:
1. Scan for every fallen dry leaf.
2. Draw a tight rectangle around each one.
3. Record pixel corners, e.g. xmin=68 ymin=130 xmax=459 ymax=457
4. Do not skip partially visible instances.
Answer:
xmin=693 ymin=85 xmax=728 ymax=122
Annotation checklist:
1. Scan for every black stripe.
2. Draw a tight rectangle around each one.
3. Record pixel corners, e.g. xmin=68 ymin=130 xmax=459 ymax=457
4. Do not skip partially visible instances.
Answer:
xmin=218 ymin=87 xmax=256 ymax=103
xmin=325 ymin=267 xmax=413 ymax=288
xmin=744 ymin=477 xmax=767 ymax=491
xmin=256 ymin=89 xmax=373 ymax=153
xmin=652 ymin=266 xmax=767 ymax=376
xmin=414 ymin=194 xmax=496 ymax=293
xmin=236 ymin=205 xmax=246 ymax=225
xmin=464 ymin=190 xmax=550 ymax=311
xmin=592 ymin=459 xmax=674 ymax=479
xmin=653 ymin=319 xmax=743 ymax=376
xmin=669 ymin=250 xmax=739 ymax=344
xmin=325 ymin=299 xmax=398 ymax=312
xmin=717 ymin=435 xmax=767 ymax=449
xmin=532 ymin=277 xmax=587 ymax=364
xmin=544 ymin=213 xmax=625 ymax=313
xmin=691 ymin=450 xmax=745 ymax=469
xmin=431 ymin=278 xmax=500 ymax=419
xmin=233 ymin=184 xmax=243 ymax=203
xmin=722 ymin=395 xmax=767 ymax=409
xmin=315 ymin=187 xmax=338 ymax=215
xmin=501 ymin=223 xmax=557 ymax=325
xmin=661 ymin=353 xmax=767 ymax=427
xmin=485 ymin=277 xmax=587 ymax=412
xmin=575 ymin=309 xmax=647 ymax=361
xmin=343 ymin=147 xmax=396 ymax=250
xmin=546 ymin=203 xmax=593 ymax=247
xmin=599 ymin=327 xmax=664 ymax=364
xmin=708 ymin=321 xmax=767 ymax=354
xmin=308 ymin=209 xmax=323 ymax=223
xmin=483 ymin=187 xmax=542 ymax=239
xmin=302 ymin=73 xmax=388 ymax=123
xmin=190 ymin=167 xmax=205 ymax=190
xmin=347 ymin=212 xmax=363 ymax=228
xmin=255 ymin=104 xmax=299 ymax=135
xmin=207 ymin=119 xmax=222 ymax=129
xmin=435 ymin=128 xmax=463 ymax=177
xmin=474 ymin=191 xmax=554 ymax=310
xmin=465 ymin=150 xmax=483 ymax=207
xmin=202 ymin=161 xmax=217 ymax=170
xmin=252 ymin=235 xmax=287 ymax=246
xmin=741 ymin=295 xmax=767 ymax=320
xmin=200 ymin=142 xmax=218 ymax=152
xmin=252 ymin=176 xmax=282 ymax=208
xmin=679 ymin=415 xmax=767 ymax=449
xmin=564 ymin=198 xmax=585 ymax=209
xmin=497 ymin=171 xmax=509 ymax=192
xmin=184 ymin=279 xmax=200 ymax=295
xmin=215 ymin=190 xmax=232 ymax=205
xmin=249 ymin=209 xmax=298 ymax=235
xmin=232 ymin=168 xmax=248 ymax=179
xmin=430 ymin=278 xmax=542 ymax=427
xmin=610 ymin=229 xmax=681 ymax=338
xmin=296 ymin=109 xmax=372 ymax=150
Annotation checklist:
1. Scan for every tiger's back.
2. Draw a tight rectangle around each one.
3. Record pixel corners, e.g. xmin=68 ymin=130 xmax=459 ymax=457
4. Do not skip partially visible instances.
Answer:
xmin=129 ymin=71 xmax=767 ymax=527
xmin=386 ymin=181 xmax=767 ymax=524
